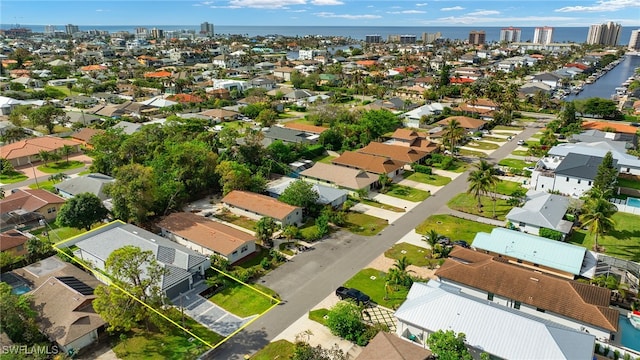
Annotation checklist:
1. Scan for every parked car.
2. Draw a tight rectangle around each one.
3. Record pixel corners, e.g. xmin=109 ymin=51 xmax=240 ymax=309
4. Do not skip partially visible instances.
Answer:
xmin=335 ymin=286 xmax=370 ymax=305
xmin=517 ymin=140 xmax=525 ymax=145
xmin=453 ymin=240 xmax=470 ymax=248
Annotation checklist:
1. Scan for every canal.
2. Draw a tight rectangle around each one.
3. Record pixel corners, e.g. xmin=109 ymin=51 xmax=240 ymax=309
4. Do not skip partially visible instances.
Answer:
xmin=565 ymin=54 xmax=640 ymax=101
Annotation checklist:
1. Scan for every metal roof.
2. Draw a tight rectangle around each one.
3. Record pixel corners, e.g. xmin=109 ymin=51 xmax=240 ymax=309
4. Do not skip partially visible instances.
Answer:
xmin=266 ymin=177 xmax=347 ymax=205
xmin=395 ymin=281 xmax=595 ymax=360
xmin=472 ymin=228 xmax=587 ymax=275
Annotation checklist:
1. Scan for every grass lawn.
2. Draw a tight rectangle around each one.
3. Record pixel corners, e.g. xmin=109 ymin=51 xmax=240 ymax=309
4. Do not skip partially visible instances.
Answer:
xmin=209 ymin=282 xmax=275 ymax=317
xmin=510 ymin=150 xmax=530 ymax=156
xmin=313 ymin=154 xmax=337 ymax=164
xmin=33 ymin=225 xmax=87 ymax=243
xmin=493 ymin=125 xmax=522 ymax=131
xmin=76 ymin=169 xmax=92 ymax=176
xmin=465 ymin=141 xmax=500 ymax=150
xmin=214 ymin=212 xmax=257 ymax=231
xmin=482 ymin=136 xmax=507 ymax=142
xmin=308 ymin=308 xmax=329 ymax=326
xmin=618 ymin=177 xmax=640 ymax=190
xmin=360 ymin=198 xmax=405 ymax=212
xmin=343 ymin=268 xmax=409 ymax=309
xmin=344 ymin=212 xmax=388 ymax=236
xmin=299 ymin=221 xmax=320 ymax=241
xmin=251 ymin=340 xmax=296 ymax=360
xmin=37 ymin=160 xmax=84 ymax=174
xmin=568 ymin=212 xmax=640 ymax=261
xmin=404 ymin=171 xmax=451 ymax=186
xmin=498 ymin=158 xmax=535 ymax=170
xmin=384 ymin=242 xmax=431 ymax=267
xmin=384 ymin=184 xmax=430 ymax=202
xmin=495 ymin=180 xmax=525 ymax=196
xmin=289 ymin=118 xmax=321 ymax=126
xmin=448 ymin=193 xmax=513 ymax=221
xmin=415 ymin=214 xmax=496 ymax=243
xmin=458 ymin=148 xmax=488 ymax=158
xmin=0 ymin=171 xmax=28 ymax=184
xmin=235 ymin=246 xmax=270 ymax=268
xmin=28 ymin=179 xmax=60 ymax=192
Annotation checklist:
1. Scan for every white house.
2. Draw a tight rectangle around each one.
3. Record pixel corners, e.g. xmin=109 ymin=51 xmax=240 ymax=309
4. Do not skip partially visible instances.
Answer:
xmin=531 ymin=153 xmax=616 ymax=197
xmin=505 ymin=190 xmax=574 ymax=238
xmin=401 ymin=103 xmax=444 ymax=128
xmin=266 ymin=177 xmax=348 ymax=209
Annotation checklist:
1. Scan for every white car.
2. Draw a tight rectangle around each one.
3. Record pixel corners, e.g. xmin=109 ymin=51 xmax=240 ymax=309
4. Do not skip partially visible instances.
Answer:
xmin=517 ymin=140 xmax=525 ymax=145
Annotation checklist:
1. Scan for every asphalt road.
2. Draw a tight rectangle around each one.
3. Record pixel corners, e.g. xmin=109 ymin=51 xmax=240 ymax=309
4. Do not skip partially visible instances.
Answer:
xmin=205 ymin=127 xmax=541 ymax=359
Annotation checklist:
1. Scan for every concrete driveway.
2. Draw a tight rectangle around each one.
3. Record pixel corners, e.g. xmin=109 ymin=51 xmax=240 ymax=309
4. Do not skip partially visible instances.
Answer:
xmin=350 ymin=203 xmax=405 ymax=224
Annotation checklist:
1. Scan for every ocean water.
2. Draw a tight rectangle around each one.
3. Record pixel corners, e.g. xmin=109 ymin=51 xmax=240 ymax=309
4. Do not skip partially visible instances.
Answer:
xmin=1 ymin=25 xmax=636 ymax=45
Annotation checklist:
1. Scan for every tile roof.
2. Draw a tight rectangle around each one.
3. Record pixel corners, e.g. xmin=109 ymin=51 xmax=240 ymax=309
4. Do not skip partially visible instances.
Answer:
xmin=391 ymin=128 xmax=421 ymax=141
xmin=355 ymin=332 xmax=432 ymax=360
xmin=332 ymin=151 xmax=404 ymax=174
xmin=358 ymin=142 xmax=428 ymax=163
xmin=435 ymin=247 xmax=618 ymax=332
xmin=70 ymin=128 xmax=105 ymax=144
xmin=0 ymin=137 xmax=79 ymax=160
xmin=437 ymin=116 xmax=488 ymax=130
xmin=199 ymin=108 xmax=239 ymax=119
xmin=157 ymin=212 xmax=255 ymax=256
xmin=221 ymin=190 xmax=300 ymax=220
xmin=143 ymin=70 xmax=172 ymax=78
xmin=167 ymin=93 xmax=204 ymax=103
xmin=300 ymin=162 xmax=378 ymax=191
xmin=0 ymin=229 xmax=28 ymax=251
xmin=0 ymin=189 xmax=66 ymax=214
xmin=283 ymin=122 xmax=328 ymax=134
xmin=582 ymin=121 xmax=639 ymax=135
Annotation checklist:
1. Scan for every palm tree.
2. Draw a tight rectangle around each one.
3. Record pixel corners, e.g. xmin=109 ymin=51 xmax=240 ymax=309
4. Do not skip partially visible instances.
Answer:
xmin=467 ymin=170 xmax=487 ymax=212
xmin=467 ymin=160 xmax=499 ymax=215
xmin=579 ymin=191 xmax=617 ymax=252
xmin=443 ymin=119 xmax=465 ymax=155
xmin=61 ymin=145 xmax=74 ymax=164
xmin=389 ymin=256 xmax=414 ymax=287
xmin=476 ymin=160 xmax=500 ymax=218
xmin=38 ymin=150 xmax=51 ymax=166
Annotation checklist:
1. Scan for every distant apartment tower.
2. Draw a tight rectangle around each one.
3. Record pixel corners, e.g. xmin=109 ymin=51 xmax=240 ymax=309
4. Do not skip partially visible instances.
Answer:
xmin=533 ymin=26 xmax=554 ymax=45
xmin=587 ymin=22 xmax=621 ymax=46
xmin=468 ymin=30 xmax=486 ymax=45
xmin=499 ymin=27 xmax=521 ymax=43
xmin=422 ymin=32 xmax=442 ymax=44
xmin=151 ymin=28 xmax=164 ymax=39
xmin=365 ymin=34 xmax=381 ymax=44
xmin=399 ymin=35 xmax=417 ymax=44
xmin=200 ymin=22 xmax=214 ymax=36
xmin=629 ymin=30 xmax=640 ymax=51
xmin=44 ymin=25 xmax=56 ymax=36
xmin=65 ymin=24 xmax=79 ymax=35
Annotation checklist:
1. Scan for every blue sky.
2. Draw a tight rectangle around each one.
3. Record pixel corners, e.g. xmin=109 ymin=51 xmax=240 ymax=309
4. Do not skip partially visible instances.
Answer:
xmin=2 ymin=0 xmax=639 ymax=27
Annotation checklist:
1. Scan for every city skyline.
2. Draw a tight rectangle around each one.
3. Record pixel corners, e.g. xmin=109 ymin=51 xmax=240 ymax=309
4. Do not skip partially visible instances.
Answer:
xmin=2 ymin=0 xmax=639 ymax=27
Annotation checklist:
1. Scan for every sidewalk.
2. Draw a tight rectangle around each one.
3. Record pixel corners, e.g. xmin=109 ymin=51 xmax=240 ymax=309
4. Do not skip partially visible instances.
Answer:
xmin=438 ymin=208 xmax=506 ymax=227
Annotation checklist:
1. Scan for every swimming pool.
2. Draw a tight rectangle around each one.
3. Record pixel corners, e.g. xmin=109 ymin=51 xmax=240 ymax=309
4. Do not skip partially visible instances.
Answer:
xmin=626 ymin=197 xmax=640 ymax=208
xmin=619 ymin=314 xmax=640 ymax=352
xmin=12 ymin=284 xmax=31 ymax=295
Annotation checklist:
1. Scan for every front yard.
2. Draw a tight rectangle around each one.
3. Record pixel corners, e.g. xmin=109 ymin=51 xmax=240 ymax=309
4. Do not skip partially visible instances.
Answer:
xmin=0 ymin=171 xmax=28 ymax=184
xmin=415 ymin=214 xmax=496 ymax=243
xmin=208 ymin=283 xmax=275 ymax=318
xmin=384 ymin=242 xmax=433 ymax=267
xmin=344 ymin=212 xmax=388 ymax=236
xmin=37 ymin=160 xmax=85 ymax=173
xmin=465 ymin=141 xmax=500 ymax=150
xmin=498 ymin=158 xmax=535 ymax=170
xmin=343 ymin=268 xmax=409 ymax=309
xmin=403 ymin=171 xmax=451 ymax=186
xmin=495 ymin=180 xmax=526 ymax=196
xmin=251 ymin=340 xmax=296 ymax=360
xmin=447 ymin=193 xmax=514 ymax=221
xmin=384 ymin=184 xmax=430 ymax=202
xmin=213 ymin=212 xmax=257 ymax=231
xmin=458 ymin=148 xmax=488 ymax=158
xmin=568 ymin=212 xmax=640 ymax=261
xmin=359 ymin=198 xmax=405 ymax=212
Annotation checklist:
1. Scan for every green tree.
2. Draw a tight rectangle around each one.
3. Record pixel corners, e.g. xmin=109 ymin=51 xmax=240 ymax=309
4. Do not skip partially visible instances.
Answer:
xmin=0 ymin=157 xmax=15 ymax=175
xmin=580 ymin=190 xmax=617 ymax=252
xmin=0 ymin=282 xmax=44 ymax=345
xmin=38 ymin=150 xmax=51 ymax=166
xmin=256 ymin=108 xmax=278 ymax=127
xmin=28 ymin=105 xmax=66 ymax=134
xmin=282 ymin=225 xmax=300 ymax=240
xmin=442 ymin=118 xmax=465 ymax=155
xmin=216 ymin=160 xmax=254 ymax=196
xmin=558 ymin=101 xmax=578 ymax=128
xmin=291 ymin=70 xmax=305 ymax=89
xmin=593 ymin=151 xmax=618 ymax=197
xmin=279 ymin=180 xmax=319 ymax=213
xmin=255 ymin=217 xmax=278 ymax=248
xmin=61 ymin=144 xmax=75 ymax=164
xmin=292 ymin=341 xmax=346 ymax=360
xmin=388 ymin=256 xmax=414 ymax=287
xmin=378 ymin=173 xmax=392 ymax=193
xmin=325 ymin=301 xmax=367 ymax=345
xmin=539 ymin=128 xmax=558 ymax=147
xmin=467 ymin=160 xmax=499 ymax=216
xmin=57 ymin=192 xmax=109 ymax=230
xmin=1 ymin=127 xmax=27 ymax=143
xmin=426 ymin=330 xmax=473 ymax=360
xmin=105 ymin=163 xmax=157 ymax=224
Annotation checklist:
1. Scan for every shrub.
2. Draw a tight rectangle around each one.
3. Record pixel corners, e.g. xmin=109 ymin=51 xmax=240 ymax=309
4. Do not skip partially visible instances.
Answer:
xmin=413 ymin=164 xmax=432 ymax=175
xmin=260 ymin=257 xmax=271 ymax=270
xmin=539 ymin=228 xmax=563 ymax=241
xmin=326 ymin=301 xmax=367 ymax=345
xmin=441 ymin=156 xmax=453 ymax=170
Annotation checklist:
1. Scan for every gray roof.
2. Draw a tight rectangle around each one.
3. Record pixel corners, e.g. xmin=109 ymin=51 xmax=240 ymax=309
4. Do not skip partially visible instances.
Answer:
xmin=73 ymin=222 xmax=208 ymax=291
xmin=506 ymin=191 xmax=573 ymax=234
xmin=55 ymin=173 xmax=114 ymax=200
xmin=395 ymin=281 xmax=595 ymax=360
xmin=554 ymin=153 xmax=616 ymax=180
xmin=263 ymin=126 xmax=319 ymax=144
xmin=548 ymin=142 xmax=639 ymax=169
xmin=112 ymin=121 xmax=142 ymax=135
xmin=283 ymin=89 xmax=314 ymax=100
xmin=570 ymin=130 xmax=634 ymax=151
xmin=266 ymin=177 xmax=347 ymax=205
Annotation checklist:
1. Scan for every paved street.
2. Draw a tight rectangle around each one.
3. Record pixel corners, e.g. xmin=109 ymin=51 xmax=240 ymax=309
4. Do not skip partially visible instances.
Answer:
xmin=206 ymin=126 xmax=540 ymax=359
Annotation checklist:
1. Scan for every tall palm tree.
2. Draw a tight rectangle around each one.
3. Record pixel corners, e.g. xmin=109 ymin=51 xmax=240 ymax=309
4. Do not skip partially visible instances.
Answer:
xmin=443 ymin=119 xmax=465 ymax=155
xmin=467 ymin=160 xmax=499 ymax=216
xmin=389 ymin=256 xmax=414 ymax=287
xmin=579 ymin=192 xmax=617 ymax=252
xmin=467 ymin=170 xmax=487 ymax=212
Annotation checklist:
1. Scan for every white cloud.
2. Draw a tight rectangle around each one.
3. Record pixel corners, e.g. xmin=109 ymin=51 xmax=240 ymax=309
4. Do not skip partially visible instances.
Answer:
xmin=95 ymin=9 xmax=109 ymax=12
xmin=387 ymin=10 xmax=426 ymax=14
xmin=315 ymin=12 xmax=382 ymax=20
xmin=288 ymin=9 xmax=307 ymax=12
xmin=466 ymin=10 xmax=500 ymax=16
xmin=311 ymin=0 xmax=344 ymax=5
xmin=432 ymin=15 xmax=577 ymax=26
xmin=440 ymin=6 xmax=464 ymax=11
xmin=555 ymin=0 xmax=639 ymax=12
xmin=228 ymin=0 xmax=305 ymax=9
xmin=416 ymin=2 xmax=428 ymax=6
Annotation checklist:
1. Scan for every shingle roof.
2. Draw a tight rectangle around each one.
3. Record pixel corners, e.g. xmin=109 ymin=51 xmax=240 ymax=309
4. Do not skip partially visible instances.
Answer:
xmin=355 ymin=332 xmax=432 ymax=360
xmin=283 ymin=122 xmax=328 ymax=134
xmin=358 ymin=142 xmax=428 ymax=163
xmin=70 ymin=128 xmax=105 ymax=144
xmin=300 ymin=162 xmax=378 ymax=191
xmin=158 ymin=212 xmax=255 ymax=256
xmin=0 ymin=137 xmax=79 ymax=160
xmin=0 ymin=189 xmax=66 ymax=214
xmin=263 ymin=126 xmax=318 ymax=144
xmin=505 ymin=191 xmax=573 ymax=234
xmin=435 ymin=247 xmax=618 ymax=332
xmin=54 ymin=173 xmax=114 ymax=200
xmin=437 ymin=116 xmax=487 ymax=130
xmin=0 ymin=229 xmax=28 ymax=251
xmin=221 ymin=190 xmax=300 ymax=220
xmin=266 ymin=177 xmax=347 ymax=205
xmin=332 ymin=151 xmax=404 ymax=174
xmin=554 ymin=153 xmax=613 ymax=179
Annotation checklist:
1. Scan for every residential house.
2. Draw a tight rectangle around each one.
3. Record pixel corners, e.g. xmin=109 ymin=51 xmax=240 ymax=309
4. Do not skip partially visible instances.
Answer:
xmin=472 ymin=227 xmax=597 ymax=280
xmin=0 ymin=95 xmax=22 ymax=115
xmin=140 ymin=96 xmax=178 ymax=108
xmin=157 ymin=212 xmax=256 ymax=264
xmin=248 ymin=77 xmax=276 ymax=90
xmin=505 ymin=190 xmax=574 ymax=238
xmin=199 ymin=108 xmax=239 ymax=123
xmin=221 ymin=190 xmax=303 ymax=227
xmin=0 ymin=137 xmax=81 ymax=167
xmin=582 ymin=121 xmax=639 ymax=136
xmin=386 ymin=129 xmax=438 ymax=153
xmin=519 ymin=82 xmax=553 ymax=97
xmin=434 ymin=247 xmax=618 ymax=341
xmin=283 ymin=89 xmax=314 ymax=102
xmin=571 ymin=129 xmax=636 ymax=151
xmin=112 ymin=121 xmax=142 ymax=135
xmin=532 ymin=72 xmax=564 ymax=89
xmin=437 ymin=116 xmax=487 ymax=133
xmin=282 ymin=122 xmax=328 ymax=135
xmin=266 ymin=177 xmax=348 ymax=208
xmin=68 ymin=221 xmax=210 ymax=300
xmin=355 ymin=332 xmax=432 ymax=360
xmin=212 ymin=54 xmax=240 ymax=69
xmin=401 ymin=103 xmax=444 ymax=128
xmin=456 ymin=99 xmax=499 ymax=120
xmin=332 ymin=151 xmax=405 ymax=178
xmin=88 ymin=101 xmax=151 ymax=119
xmin=54 ymin=173 xmax=115 ymax=200
xmin=11 ymin=76 xmax=43 ymax=89
xmin=64 ymin=95 xmax=98 ymax=108
xmin=262 ymin=126 xmax=319 ymax=145
xmin=65 ymin=112 xmax=103 ymax=127
xmin=0 ymin=229 xmax=29 ymax=257
xmin=0 ymin=188 xmax=66 ymax=225
xmin=358 ymin=142 xmax=430 ymax=165
xmin=69 ymin=128 xmax=105 ymax=149
xmin=395 ymin=280 xmax=596 ymax=359
xmin=272 ymin=67 xmax=295 ymax=82
xmin=300 ymin=162 xmax=379 ymax=194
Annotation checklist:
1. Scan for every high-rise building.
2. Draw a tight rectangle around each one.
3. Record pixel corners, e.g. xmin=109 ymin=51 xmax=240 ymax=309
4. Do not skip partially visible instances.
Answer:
xmin=399 ymin=35 xmax=417 ymax=44
xmin=365 ymin=34 xmax=381 ymax=44
xmin=533 ymin=26 xmax=554 ymax=45
xmin=44 ymin=25 xmax=56 ymax=36
xmin=200 ymin=22 xmax=214 ymax=36
xmin=65 ymin=24 xmax=79 ymax=35
xmin=151 ymin=28 xmax=164 ymax=39
xmin=629 ymin=29 xmax=640 ymax=51
xmin=422 ymin=32 xmax=441 ymax=44
xmin=587 ymin=22 xmax=621 ymax=46
xmin=468 ymin=30 xmax=486 ymax=45
xmin=499 ymin=27 xmax=521 ymax=43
